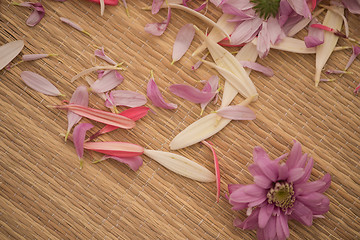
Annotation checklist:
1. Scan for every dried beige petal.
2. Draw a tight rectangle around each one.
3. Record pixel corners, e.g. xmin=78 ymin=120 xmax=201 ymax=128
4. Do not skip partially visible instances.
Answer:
xmin=143 ymin=149 xmax=216 ymax=182
xmin=0 ymin=40 xmax=24 ymax=70
xmin=252 ymin=37 xmax=317 ymax=54
xmin=170 ymin=98 xmax=253 ymax=150
xmin=315 ymin=8 xmax=344 ymax=86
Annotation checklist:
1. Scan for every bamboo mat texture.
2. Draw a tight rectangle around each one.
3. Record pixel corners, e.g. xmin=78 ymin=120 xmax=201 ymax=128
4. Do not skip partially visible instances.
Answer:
xmin=0 ymin=0 xmax=359 ymax=239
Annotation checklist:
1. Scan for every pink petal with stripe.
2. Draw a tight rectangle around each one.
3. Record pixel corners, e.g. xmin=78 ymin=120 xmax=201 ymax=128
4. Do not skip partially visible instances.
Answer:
xmin=145 ymin=7 xmax=171 ymax=36
xmin=66 ymin=86 xmax=89 ymax=140
xmin=91 ymin=70 xmax=124 ymax=93
xmin=147 ymin=77 xmax=177 ymax=109
xmin=21 ymin=71 xmax=61 ymax=96
xmin=216 ymin=105 xmax=256 ymax=120
xmin=169 ymin=84 xmax=216 ymax=104
xmin=172 ymin=24 xmax=195 ymax=64
xmin=73 ymin=123 xmax=94 ymax=160
xmin=105 ymin=90 xmax=147 ymax=108
xmin=83 ymin=142 xmax=144 ymax=157
xmin=100 ymin=155 xmax=143 ymax=171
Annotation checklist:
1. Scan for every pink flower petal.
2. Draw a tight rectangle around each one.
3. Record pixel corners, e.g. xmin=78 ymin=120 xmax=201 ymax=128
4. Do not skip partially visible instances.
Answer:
xmin=276 ymin=214 xmax=289 ymax=239
xmin=287 ymin=168 xmax=305 ymax=182
xmin=105 ymin=90 xmax=147 ymax=108
xmin=216 ymin=105 xmax=256 ymax=120
xmin=22 ymin=54 xmax=55 ymax=61
xmin=192 ymin=52 xmax=209 ymax=70
xmin=342 ymin=0 xmax=360 ymax=14
xmin=304 ymin=18 xmax=324 ymax=48
xmin=345 ymin=45 xmax=360 ymax=70
xmin=89 ymin=106 xmax=150 ymax=140
xmin=90 ymin=70 xmax=124 ymax=93
xmin=53 ymin=104 xmax=135 ymax=129
xmin=21 ymin=71 xmax=61 ymax=96
xmin=94 ymin=47 xmax=117 ymax=65
xmin=202 ymin=141 xmax=221 ymax=202
xmin=239 ymin=61 xmax=274 ymax=77
xmin=145 ymin=7 xmax=171 ymax=36
xmin=73 ymin=123 xmax=93 ymax=161
xmin=290 ymin=201 xmax=313 ymax=226
xmin=15 ymin=2 xmax=45 ymax=27
xmin=60 ymin=17 xmax=90 ymax=36
xmin=169 ymin=84 xmax=216 ymax=104
xmin=66 ymin=86 xmax=89 ymax=140
xmin=200 ymin=75 xmax=219 ymax=112
xmin=287 ymin=0 xmax=311 ymax=18
xmin=147 ymin=76 xmax=177 ymax=109
xmin=100 ymin=155 xmax=143 ymax=171
xmin=83 ymin=142 xmax=144 ymax=157
xmin=230 ymin=17 xmax=263 ymax=45
xmin=257 ymin=21 xmax=271 ymax=58
xmin=152 ymin=0 xmax=165 ymax=14
xmin=258 ymin=204 xmax=274 ymax=228
xmin=171 ymin=24 xmax=195 ymax=64
xmin=325 ymin=69 xmax=349 ymax=74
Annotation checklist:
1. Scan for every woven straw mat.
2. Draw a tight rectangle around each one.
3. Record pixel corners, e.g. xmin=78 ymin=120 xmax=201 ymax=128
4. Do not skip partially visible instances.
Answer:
xmin=0 ymin=1 xmax=359 ymax=239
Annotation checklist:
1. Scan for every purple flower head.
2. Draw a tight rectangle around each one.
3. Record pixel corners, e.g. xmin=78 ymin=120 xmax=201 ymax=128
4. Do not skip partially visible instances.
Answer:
xmin=228 ymin=141 xmax=331 ymax=240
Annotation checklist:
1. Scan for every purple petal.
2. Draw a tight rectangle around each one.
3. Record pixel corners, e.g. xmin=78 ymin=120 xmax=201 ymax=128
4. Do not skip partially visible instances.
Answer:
xmin=231 ymin=202 xmax=248 ymax=211
xmin=101 ymin=155 xmax=143 ymax=171
xmin=287 ymin=0 xmax=311 ymax=18
xmin=230 ymin=184 xmax=266 ymax=203
xmin=239 ymin=61 xmax=274 ymax=77
xmin=305 ymin=18 xmax=324 ymax=48
xmin=60 ymin=17 xmax=84 ymax=32
xmin=342 ymin=0 xmax=360 ymax=14
xmin=221 ymin=3 xmax=254 ymax=20
xmin=145 ymin=7 xmax=171 ymax=36
xmin=295 ymin=180 xmax=326 ymax=196
xmin=235 ymin=208 xmax=260 ymax=230
xmin=216 ymin=105 xmax=256 ymax=120
xmin=200 ymin=75 xmax=219 ymax=112
xmin=105 ymin=90 xmax=147 ymax=108
xmin=297 ymin=192 xmax=330 ymax=215
xmin=276 ymin=214 xmax=289 ymax=239
xmin=290 ymin=201 xmax=313 ymax=226
xmin=172 ymin=24 xmax=195 ymax=64
xmin=228 ymin=183 xmax=244 ymax=194
xmin=147 ymin=78 xmax=177 ymax=109
xmin=318 ymin=173 xmax=331 ymax=193
xmin=325 ymin=69 xmax=348 ymax=74
xmin=253 ymin=146 xmax=271 ymax=165
xmin=73 ymin=123 xmax=94 ymax=159
xmin=230 ymin=17 xmax=263 ymax=45
xmin=258 ymin=204 xmax=274 ymax=228
xmin=22 ymin=54 xmax=51 ymax=61
xmin=67 ymin=86 xmax=89 ymax=138
xmin=192 ymin=52 xmax=208 ymax=70
xmin=260 ymin=216 xmax=276 ymax=240
xmin=169 ymin=84 xmax=216 ymax=104
xmin=254 ymin=175 xmax=272 ymax=189
xmin=278 ymin=0 xmax=293 ymax=26
xmin=257 ymin=21 xmax=271 ymax=58
xmin=26 ymin=8 xmax=45 ymax=27
xmin=294 ymin=157 xmax=314 ymax=184
xmin=94 ymin=47 xmax=117 ymax=65
xmin=345 ymin=45 xmax=360 ymax=70
xmin=91 ymin=70 xmax=124 ymax=93
xmin=152 ymin=0 xmax=165 ymax=14
xmin=287 ymin=167 xmax=305 ymax=182
xmin=286 ymin=140 xmax=302 ymax=170
xmin=267 ymin=17 xmax=285 ymax=45
xmin=277 ymin=163 xmax=289 ymax=181
xmin=20 ymin=71 xmax=61 ymax=96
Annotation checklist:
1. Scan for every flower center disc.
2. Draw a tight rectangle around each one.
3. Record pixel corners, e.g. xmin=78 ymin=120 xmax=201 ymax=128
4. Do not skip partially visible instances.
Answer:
xmin=267 ymin=182 xmax=295 ymax=211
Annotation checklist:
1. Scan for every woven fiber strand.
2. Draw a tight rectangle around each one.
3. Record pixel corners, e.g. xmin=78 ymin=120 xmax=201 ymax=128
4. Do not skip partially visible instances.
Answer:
xmin=0 ymin=0 xmax=359 ymax=239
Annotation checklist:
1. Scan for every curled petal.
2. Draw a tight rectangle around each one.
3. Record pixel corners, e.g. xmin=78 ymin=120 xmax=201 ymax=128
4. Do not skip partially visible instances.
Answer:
xmin=66 ymin=86 xmax=89 ymax=140
xmin=105 ymin=90 xmax=147 ymax=108
xmin=143 ymin=149 xmax=216 ymax=182
xmin=345 ymin=45 xmax=360 ymax=70
xmin=21 ymin=71 xmax=62 ymax=96
xmin=0 ymin=40 xmax=24 ymax=70
xmin=200 ymin=75 xmax=219 ymax=112
xmin=147 ymin=77 xmax=177 ymax=109
xmin=202 ymin=141 xmax=221 ymax=202
xmin=73 ymin=123 xmax=94 ymax=160
xmin=91 ymin=70 xmax=124 ymax=93
xmin=216 ymin=105 xmax=256 ymax=120
xmin=94 ymin=47 xmax=117 ymax=65
xmin=145 ymin=7 xmax=171 ymax=36
xmin=169 ymin=84 xmax=216 ymax=104
xmin=305 ymin=18 xmax=324 ymax=48
xmin=99 ymin=155 xmax=143 ymax=171
xmin=27 ymin=8 xmax=45 ymax=27
xmin=83 ymin=142 xmax=144 ymax=157
xmin=172 ymin=24 xmax=195 ymax=64
xmin=52 ymin=104 xmax=135 ymax=129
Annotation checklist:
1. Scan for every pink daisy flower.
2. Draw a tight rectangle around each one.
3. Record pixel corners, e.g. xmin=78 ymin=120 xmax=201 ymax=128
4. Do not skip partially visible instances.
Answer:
xmin=228 ymin=141 xmax=331 ymax=240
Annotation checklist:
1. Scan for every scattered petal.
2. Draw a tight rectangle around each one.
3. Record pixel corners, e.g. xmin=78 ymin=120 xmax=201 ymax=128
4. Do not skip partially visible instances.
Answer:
xmin=66 ymin=86 xmax=89 ymax=141
xmin=192 ymin=52 xmax=209 ymax=70
xmin=0 ymin=40 xmax=24 ymax=70
xmin=145 ymin=7 xmax=171 ymax=36
xmin=98 ymin=155 xmax=143 ymax=171
xmin=252 ymin=37 xmax=316 ymax=54
xmin=143 ymin=149 xmax=216 ymax=182
xmin=342 ymin=0 xmax=360 ymax=14
xmin=172 ymin=24 xmax=195 ymax=64
xmin=354 ymin=82 xmax=360 ymax=94
xmin=83 ymin=142 xmax=144 ymax=157
xmin=216 ymin=105 xmax=256 ymax=120
xmin=71 ymin=65 xmax=123 ymax=82
xmin=152 ymin=0 xmax=165 ymax=14
xmin=60 ymin=17 xmax=90 ymax=36
xmin=345 ymin=45 xmax=360 ymax=70
xmin=90 ymin=70 xmax=124 ymax=93
xmin=239 ymin=61 xmax=274 ymax=77
xmin=202 ymin=141 xmax=221 ymax=202
xmin=200 ymin=75 xmax=219 ymax=113
xmin=147 ymin=72 xmax=177 ymax=109
xmin=105 ymin=90 xmax=147 ymax=108
xmin=21 ymin=71 xmax=62 ymax=96
xmin=22 ymin=53 xmax=57 ymax=61
xmin=169 ymin=84 xmax=217 ymax=104
xmin=304 ymin=18 xmax=324 ymax=48
xmin=73 ymin=123 xmax=94 ymax=167
xmin=325 ymin=69 xmax=351 ymax=74
xmin=94 ymin=47 xmax=117 ymax=65
xmin=52 ymin=104 xmax=135 ymax=129
xmin=14 ymin=2 xmax=45 ymax=27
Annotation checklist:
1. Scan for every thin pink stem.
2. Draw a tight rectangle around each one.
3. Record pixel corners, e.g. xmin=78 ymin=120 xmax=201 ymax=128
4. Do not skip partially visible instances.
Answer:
xmin=202 ymin=140 xmax=220 ymax=203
